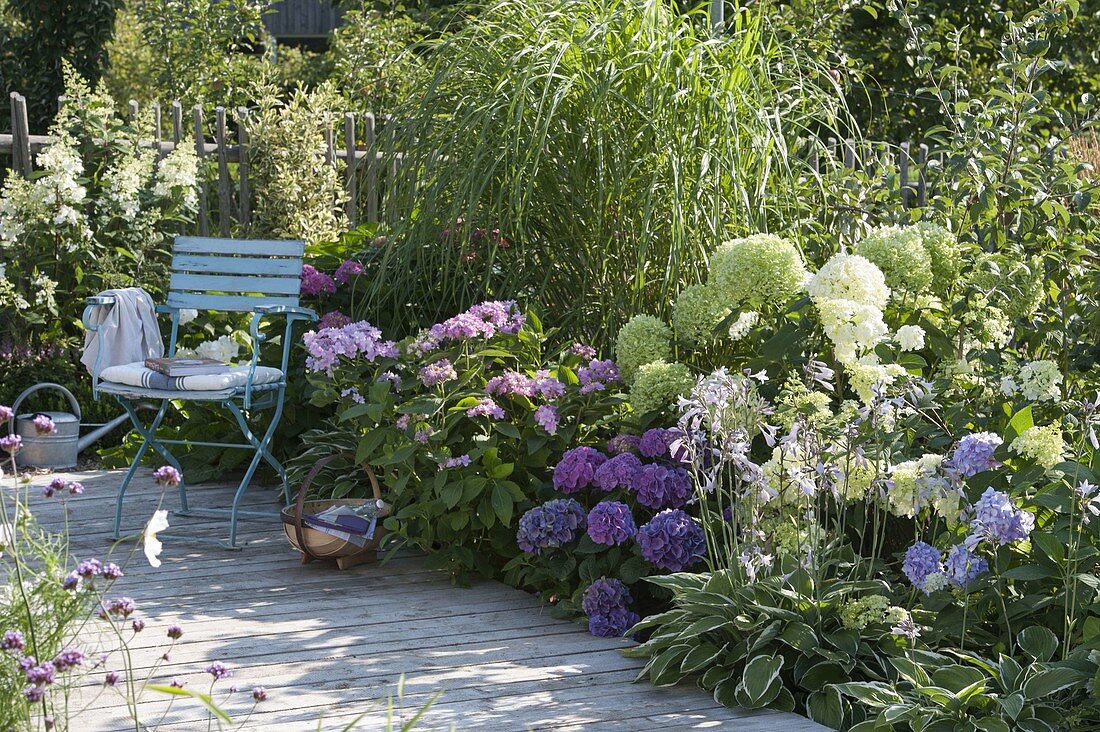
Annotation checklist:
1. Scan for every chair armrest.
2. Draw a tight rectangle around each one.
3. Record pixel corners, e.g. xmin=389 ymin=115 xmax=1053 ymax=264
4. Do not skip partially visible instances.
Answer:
xmin=252 ymin=305 xmax=319 ymax=322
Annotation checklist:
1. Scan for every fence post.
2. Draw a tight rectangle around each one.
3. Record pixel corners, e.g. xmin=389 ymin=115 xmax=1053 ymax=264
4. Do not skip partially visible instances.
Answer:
xmin=10 ymin=93 xmax=32 ymax=178
xmin=364 ymin=112 xmax=378 ymax=224
xmin=152 ymin=102 xmax=164 ymax=160
xmin=899 ymin=142 xmax=912 ymax=209
xmin=918 ymin=143 xmax=929 ymax=207
xmin=215 ymin=106 xmax=231 ymax=237
xmin=237 ymin=107 xmax=250 ymax=230
xmin=344 ymin=113 xmax=357 ymax=228
xmin=193 ymin=105 xmax=210 ymax=236
xmin=171 ymin=101 xmax=182 ymax=144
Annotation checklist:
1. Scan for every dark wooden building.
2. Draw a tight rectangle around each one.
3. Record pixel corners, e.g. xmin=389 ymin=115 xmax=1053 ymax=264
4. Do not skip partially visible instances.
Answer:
xmin=263 ymin=0 xmax=345 ymax=43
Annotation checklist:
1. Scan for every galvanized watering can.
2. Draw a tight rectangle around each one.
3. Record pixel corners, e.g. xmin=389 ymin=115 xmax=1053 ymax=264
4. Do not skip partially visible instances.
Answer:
xmin=11 ymin=383 xmax=131 ymax=469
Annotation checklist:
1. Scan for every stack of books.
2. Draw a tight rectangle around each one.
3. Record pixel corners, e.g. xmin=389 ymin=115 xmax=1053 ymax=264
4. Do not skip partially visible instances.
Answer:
xmin=145 ymin=357 xmax=235 ymax=377
xmin=302 ymin=504 xmax=382 ymax=547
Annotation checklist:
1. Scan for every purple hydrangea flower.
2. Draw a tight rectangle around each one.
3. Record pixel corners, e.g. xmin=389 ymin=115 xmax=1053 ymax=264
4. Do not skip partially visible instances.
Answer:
xmin=635 ymin=464 xmax=693 ymax=510
xmin=968 ymin=487 xmax=1035 ymax=547
xmin=419 ymin=358 xmax=458 ymax=387
xmin=594 ymin=453 xmax=643 ymax=492
xmin=516 ymin=499 xmax=586 ymax=554
xmin=902 ymin=541 xmax=943 ymax=594
xmin=300 ymin=265 xmax=336 ymax=296
xmin=486 ymin=371 xmax=536 ymax=397
xmin=437 ymin=454 xmax=472 ymax=470
xmin=466 ymin=398 xmax=505 ymax=420
xmin=413 ymin=426 xmax=434 ymax=444
xmin=32 ymin=414 xmax=56 ymax=435
xmin=552 ymin=447 xmax=607 ymax=493
xmin=334 ymin=259 xmax=364 ymax=285
xmin=204 ymin=662 xmax=231 ymax=680
xmin=582 ymin=578 xmax=640 ymax=637
xmin=944 ymin=544 xmax=988 ymax=589
xmin=636 ymin=509 xmax=706 ymax=571
xmin=1 ymin=630 xmax=25 ymax=652
xmin=607 ymin=433 xmax=641 ymax=455
xmin=638 ymin=428 xmax=671 ymax=459
xmin=951 ymin=432 xmax=1003 ymax=477
xmin=317 ymin=310 xmax=352 ymax=330
xmin=426 ymin=301 xmax=525 ymax=346
xmin=533 ymin=370 xmax=565 ymax=400
xmin=153 ymin=466 xmax=182 ymax=487
xmin=534 ymin=405 xmax=559 ymax=435
xmin=586 ymin=502 xmax=636 ymax=546
xmin=303 ymin=320 xmax=399 ymax=375
xmin=579 ymin=360 xmax=621 ymax=395
xmin=569 ymin=343 xmax=597 ymax=360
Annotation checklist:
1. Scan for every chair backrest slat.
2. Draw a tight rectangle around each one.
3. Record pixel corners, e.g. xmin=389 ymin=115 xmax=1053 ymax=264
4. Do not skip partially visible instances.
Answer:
xmin=166 ymin=292 xmax=301 ymax=311
xmin=169 ymin=272 xmax=301 ymax=296
xmin=167 ymin=236 xmax=305 ymax=313
xmin=175 ymin=236 xmax=305 ymax=257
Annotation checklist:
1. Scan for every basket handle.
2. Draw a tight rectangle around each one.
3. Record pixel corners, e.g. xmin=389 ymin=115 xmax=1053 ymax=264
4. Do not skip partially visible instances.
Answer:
xmin=293 ymin=454 xmax=382 ymax=562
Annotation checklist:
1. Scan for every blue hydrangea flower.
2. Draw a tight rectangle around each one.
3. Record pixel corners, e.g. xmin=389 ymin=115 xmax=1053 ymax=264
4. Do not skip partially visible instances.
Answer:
xmin=635 ymin=464 xmax=693 ymax=509
xmin=969 ymin=487 xmax=1034 ymax=547
xmin=516 ymin=499 xmax=586 ymax=554
xmin=636 ymin=509 xmax=706 ymax=571
xmin=586 ymin=501 xmax=637 ymax=546
xmin=552 ymin=447 xmax=608 ymax=493
xmin=588 ymin=606 xmax=640 ymax=637
xmin=902 ymin=541 xmax=943 ymax=594
xmin=950 ymin=432 xmax=1003 ymax=477
xmin=594 ymin=453 xmax=644 ymax=492
xmin=944 ymin=544 xmax=988 ymax=589
xmin=639 ymin=428 xmax=674 ymax=459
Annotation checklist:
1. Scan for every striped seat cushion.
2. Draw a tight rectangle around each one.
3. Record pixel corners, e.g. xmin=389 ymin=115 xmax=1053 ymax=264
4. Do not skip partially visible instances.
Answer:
xmin=99 ymin=362 xmax=283 ymax=392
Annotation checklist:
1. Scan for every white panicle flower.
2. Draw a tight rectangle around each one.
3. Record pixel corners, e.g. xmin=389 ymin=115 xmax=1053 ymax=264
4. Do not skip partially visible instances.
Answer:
xmin=155 ymin=145 xmax=200 ymax=211
xmin=807 ymin=253 xmax=891 ymax=310
xmin=896 ymin=325 xmax=925 ymax=352
xmin=194 ymin=335 xmax=240 ymax=363
xmin=847 ymin=354 xmax=907 ymax=404
xmin=1016 ymin=360 xmax=1063 ymax=403
xmin=31 ymin=273 xmax=58 ymax=309
xmin=104 ymin=146 xmax=156 ymax=219
xmin=727 ymin=311 xmax=759 ymax=341
xmin=815 ymin=298 xmax=888 ymax=365
xmin=178 ymin=308 xmax=199 ymax=326
xmin=143 ymin=510 xmax=170 ymax=568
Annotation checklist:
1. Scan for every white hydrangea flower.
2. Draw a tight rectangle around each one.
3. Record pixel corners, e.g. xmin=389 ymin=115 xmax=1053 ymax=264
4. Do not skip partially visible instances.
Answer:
xmin=727 ymin=311 xmax=758 ymax=341
xmin=104 ymin=145 xmax=156 ymax=219
xmin=193 ymin=335 xmax=241 ymax=363
xmin=896 ymin=325 xmax=925 ymax=352
xmin=815 ymin=298 xmax=888 ymax=365
xmin=178 ymin=308 xmax=199 ymax=326
xmin=807 ymin=253 xmax=891 ymax=310
xmin=155 ymin=145 xmax=200 ymax=211
xmin=1016 ymin=360 xmax=1062 ymax=403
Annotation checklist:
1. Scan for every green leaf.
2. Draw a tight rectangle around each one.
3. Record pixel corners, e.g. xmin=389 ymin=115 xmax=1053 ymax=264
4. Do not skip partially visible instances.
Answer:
xmin=832 ymin=681 xmax=904 ymax=708
xmin=806 ymin=688 xmax=845 ymax=728
xmin=1005 ymin=406 xmax=1034 ymax=443
xmin=493 ymin=422 xmax=522 ymax=439
xmin=742 ymin=654 xmax=784 ymax=705
xmin=148 ymin=685 xmax=233 ymax=724
xmin=490 ymin=484 xmax=513 ymax=525
xmin=779 ymin=621 xmax=818 ymax=652
xmin=975 ymin=719 xmax=1012 ymax=732
xmin=1002 ymin=565 xmax=1055 ymax=580
xmin=1017 ymin=626 xmax=1058 ymax=662
xmin=1021 ymin=667 xmax=1086 ymax=698
xmin=999 ymin=692 xmax=1024 ymax=720
xmin=680 ymin=643 xmax=723 ymax=674
xmin=681 ymin=616 xmax=729 ymax=637
xmin=489 ymin=462 xmax=515 ymax=479
xmin=930 ymin=665 xmax=987 ymax=693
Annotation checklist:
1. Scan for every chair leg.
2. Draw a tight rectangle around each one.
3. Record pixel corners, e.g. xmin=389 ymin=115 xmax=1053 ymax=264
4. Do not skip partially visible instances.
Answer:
xmin=224 ymin=393 xmax=286 ymax=548
xmin=113 ymin=399 xmax=176 ymax=539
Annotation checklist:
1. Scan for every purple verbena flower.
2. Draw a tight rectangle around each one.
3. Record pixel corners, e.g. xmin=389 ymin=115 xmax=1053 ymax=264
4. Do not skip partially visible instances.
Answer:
xmin=62 ymin=573 xmax=79 ymax=591
xmin=636 ymin=509 xmax=706 ymax=572
xmin=76 ymin=558 xmax=102 ymax=578
xmin=516 ymin=499 xmax=586 ymax=554
xmin=1 ymin=630 xmax=25 ymax=652
xmin=32 ymin=414 xmax=56 ymax=435
xmin=0 ymin=405 xmax=12 ymax=421
xmin=252 ymin=686 xmax=268 ymax=701
xmin=43 ymin=477 xmax=66 ymax=498
xmin=105 ymin=671 xmax=121 ymax=687
xmin=132 ymin=619 xmax=146 ymax=633
xmin=0 ymin=435 xmax=22 ymax=453
xmin=101 ymin=597 xmax=136 ymax=619
xmin=586 ymin=502 xmax=636 ymax=546
xmin=594 ymin=453 xmax=643 ymax=492
xmin=153 ymin=466 xmax=182 ymax=487
xmin=102 ymin=563 xmax=123 ymax=581
xmin=51 ymin=648 xmax=85 ymax=672
xmin=167 ymin=625 xmax=183 ymax=640
xmin=25 ymin=662 xmax=55 ymax=685
xmin=204 ymin=662 xmax=231 ymax=680
xmin=552 ymin=447 xmax=607 ymax=493
xmin=67 ymin=481 xmax=83 ymax=496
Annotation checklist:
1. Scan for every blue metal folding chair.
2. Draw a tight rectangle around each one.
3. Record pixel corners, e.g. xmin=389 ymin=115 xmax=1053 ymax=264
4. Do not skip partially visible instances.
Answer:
xmin=83 ymin=236 xmax=317 ymax=549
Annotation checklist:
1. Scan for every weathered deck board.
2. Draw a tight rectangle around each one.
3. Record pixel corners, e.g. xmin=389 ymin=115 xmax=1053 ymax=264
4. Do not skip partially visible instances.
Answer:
xmin=18 ymin=468 xmax=825 ymax=731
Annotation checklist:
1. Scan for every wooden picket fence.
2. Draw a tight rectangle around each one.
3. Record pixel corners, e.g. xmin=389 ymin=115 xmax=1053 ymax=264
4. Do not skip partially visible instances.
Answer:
xmin=2 ymin=91 xmax=943 ymax=235
xmin=1 ymin=92 xmax=395 ymax=235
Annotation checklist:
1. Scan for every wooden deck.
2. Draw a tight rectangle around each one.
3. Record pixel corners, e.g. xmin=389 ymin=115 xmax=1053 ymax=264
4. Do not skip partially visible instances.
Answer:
xmin=23 ymin=468 xmax=824 ymax=731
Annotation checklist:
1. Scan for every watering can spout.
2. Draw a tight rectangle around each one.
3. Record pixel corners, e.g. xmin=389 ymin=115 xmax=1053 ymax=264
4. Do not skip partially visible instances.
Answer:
xmin=77 ymin=413 xmax=132 ymax=452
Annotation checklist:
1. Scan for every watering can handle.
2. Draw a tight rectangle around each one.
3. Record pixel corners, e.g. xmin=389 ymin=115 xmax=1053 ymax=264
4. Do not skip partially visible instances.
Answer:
xmin=11 ymin=383 xmax=82 ymax=422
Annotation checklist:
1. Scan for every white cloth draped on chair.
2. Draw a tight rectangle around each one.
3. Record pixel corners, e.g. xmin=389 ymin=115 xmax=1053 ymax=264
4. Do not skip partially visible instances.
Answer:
xmin=80 ymin=287 xmax=163 ymax=376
